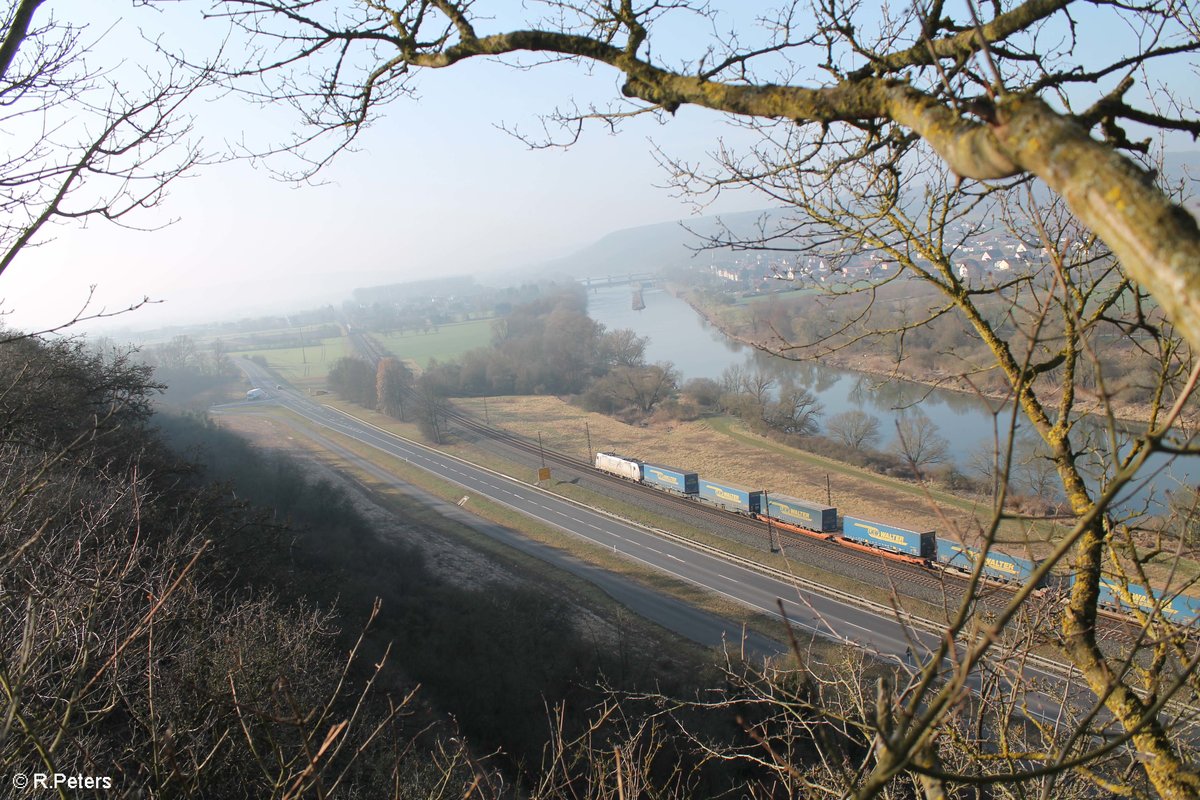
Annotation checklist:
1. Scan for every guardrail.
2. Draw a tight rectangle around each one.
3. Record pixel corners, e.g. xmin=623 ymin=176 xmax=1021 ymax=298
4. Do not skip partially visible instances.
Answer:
xmin=318 ymin=404 xmax=1080 ymax=682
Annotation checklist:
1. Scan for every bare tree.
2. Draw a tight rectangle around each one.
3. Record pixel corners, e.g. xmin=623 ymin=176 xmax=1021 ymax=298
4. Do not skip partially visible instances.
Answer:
xmin=742 ymin=369 xmax=777 ymax=416
xmin=680 ymin=376 xmax=721 ymax=410
xmin=1009 ymin=435 xmax=1063 ymax=503
xmin=587 ymin=361 xmax=679 ymax=416
xmin=196 ymin=1 xmax=1200 ymax=795
xmin=827 ymin=409 xmax=882 ymax=451
xmin=765 ymin=378 xmax=823 ymax=435
xmin=0 ymin=1 xmax=208 ymax=283
xmin=600 ymin=327 xmax=648 ymax=369
xmin=1171 ymin=486 xmax=1200 ymax=550
xmin=719 ymin=364 xmax=746 ymax=397
xmin=414 ymin=373 xmax=449 ymax=443
xmin=328 ymin=355 xmax=377 ymax=407
xmin=891 ymin=409 xmax=949 ymax=471
xmin=628 ymin=361 xmax=678 ymax=414
xmin=376 ymin=356 xmax=412 ymax=419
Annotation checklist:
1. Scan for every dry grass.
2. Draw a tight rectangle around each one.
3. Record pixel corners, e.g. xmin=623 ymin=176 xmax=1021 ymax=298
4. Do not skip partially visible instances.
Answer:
xmin=456 ymin=395 xmax=989 ymax=535
xmin=454 ymin=396 xmax=1200 ymax=595
xmin=215 ymin=412 xmax=524 ymax=593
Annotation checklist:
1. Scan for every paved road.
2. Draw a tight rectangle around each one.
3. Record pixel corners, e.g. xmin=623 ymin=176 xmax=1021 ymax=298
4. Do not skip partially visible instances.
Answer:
xmin=220 ymin=362 xmax=941 ymax=661
xmin=222 ymin=360 xmax=1093 ymax=720
xmin=206 ymin=363 xmax=1200 ymax=784
xmin=272 ymin=418 xmax=788 ymax=657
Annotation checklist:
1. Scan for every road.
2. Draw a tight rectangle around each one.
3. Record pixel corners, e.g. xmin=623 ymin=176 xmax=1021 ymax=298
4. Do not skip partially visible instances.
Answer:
xmin=208 ymin=359 xmax=1200 ymax=762
xmin=221 ymin=362 xmax=946 ymax=660
xmin=221 ymin=359 xmax=1101 ymax=726
xmin=266 ymin=417 xmax=788 ymax=657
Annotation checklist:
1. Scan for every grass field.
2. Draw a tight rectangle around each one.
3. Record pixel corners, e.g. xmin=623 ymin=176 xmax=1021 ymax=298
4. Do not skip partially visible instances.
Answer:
xmin=374 ymin=319 xmax=494 ymax=367
xmin=229 ymin=335 xmax=349 ymax=385
xmin=731 ymin=288 xmax=821 ymax=306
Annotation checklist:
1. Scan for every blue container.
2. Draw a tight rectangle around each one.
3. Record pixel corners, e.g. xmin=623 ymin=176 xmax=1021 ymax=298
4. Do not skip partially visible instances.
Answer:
xmin=842 ymin=516 xmax=935 ymax=558
xmin=935 ymin=539 xmax=973 ymax=571
xmin=764 ymin=494 xmax=838 ymax=533
xmin=1094 ymin=577 xmax=1121 ymax=618
xmin=1098 ymin=576 xmax=1200 ymax=625
xmin=697 ymin=479 xmax=763 ymax=514
xmin=935 ymin=539 xmax=1044 ymax=586
xmin=1098 ymin=577 xmax=1158 ymax=616
xmin=1166 ymin=592 xmax=1200 ymax=625
xmin=641 ymin=463 xmax=699 ymax=495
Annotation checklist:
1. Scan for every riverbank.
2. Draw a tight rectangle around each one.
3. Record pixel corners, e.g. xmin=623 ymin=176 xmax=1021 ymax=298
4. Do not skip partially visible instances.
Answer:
xmin=677 ymin=288 xmax=1184 ymax=429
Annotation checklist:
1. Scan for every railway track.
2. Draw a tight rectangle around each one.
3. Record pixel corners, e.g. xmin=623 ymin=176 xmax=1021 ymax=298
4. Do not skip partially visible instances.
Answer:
xmin=355 ymin=326 xmax=974 ymax=606
xmin=446 ymin=403 xmax=962 ymax=593
xmin=352 ymin=330 xmax=970 ymax=601
xmin=348 ymin=329 xmax=1145 ymax=643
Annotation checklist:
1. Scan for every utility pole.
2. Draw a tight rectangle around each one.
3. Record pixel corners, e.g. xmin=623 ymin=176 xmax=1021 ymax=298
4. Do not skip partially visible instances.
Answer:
xmin=537 ymin=431 xmax=550 ymax=482
xmin=585 ymin=421 xmax=592 ymax=461
xmin=826 ymin=473 xmax=832 ymax=506
xmin=483 ymin=396 xmax=490 ymax=425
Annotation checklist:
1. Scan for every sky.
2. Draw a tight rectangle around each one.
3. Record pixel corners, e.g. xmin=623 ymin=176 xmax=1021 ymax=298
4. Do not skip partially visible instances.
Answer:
xmin=0 ymin=1 xmax=771 ymax=335
xmin=2 ymin=2 xmax=1197 ymax=336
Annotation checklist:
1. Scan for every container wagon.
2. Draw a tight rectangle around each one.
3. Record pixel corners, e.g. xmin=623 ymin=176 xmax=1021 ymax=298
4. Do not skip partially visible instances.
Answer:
xmin=1097 ymin=576 xmax=1200 ymax=625
xmin=1167 ymin=592 xmax=1200 ymax=624
xmin=641 ymin=463 xmax=699 ymax=495
xmin=935 ymin=539 xmax=1046 ymax=587
xmin=697 ymin=479 xmax=763 ymax=514
xmin=594 ymin=452 xmax=643 ymax=482
xmin=763 ymin=494 xmax=838 ymax=533
xmin=842 ymin=516 xmax=936 ymax=559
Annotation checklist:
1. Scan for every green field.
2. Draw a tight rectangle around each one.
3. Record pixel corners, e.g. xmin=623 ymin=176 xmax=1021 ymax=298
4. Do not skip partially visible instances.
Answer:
xmin=230 ymin=335 xmax=349 ymax=384
xmin=374 ymin=318 xmax=494 ymax=367
xmin=731 ymin=287 xmax=822 ymax=305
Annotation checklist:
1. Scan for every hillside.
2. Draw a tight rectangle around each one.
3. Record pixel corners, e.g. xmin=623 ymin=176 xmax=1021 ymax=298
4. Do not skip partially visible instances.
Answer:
xmin=526 ymin=151 xmax=1200 ymax=280
xmin=528 ymin=207 xmax=790 ymax=278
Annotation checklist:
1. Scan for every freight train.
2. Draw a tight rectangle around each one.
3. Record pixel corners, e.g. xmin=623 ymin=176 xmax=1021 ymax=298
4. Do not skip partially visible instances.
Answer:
xmin=593 ymin=451 xmax=1200 ymax=626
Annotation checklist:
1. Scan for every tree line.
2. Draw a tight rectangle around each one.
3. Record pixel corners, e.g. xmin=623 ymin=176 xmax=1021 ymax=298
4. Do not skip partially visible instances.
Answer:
xmin=333 ymin=288 xmax=1065 ymax=509
xmin=330 ymin=287 xmax=688 ymax=429
xmin=720 ymin=277 xmax=1176 ymax=412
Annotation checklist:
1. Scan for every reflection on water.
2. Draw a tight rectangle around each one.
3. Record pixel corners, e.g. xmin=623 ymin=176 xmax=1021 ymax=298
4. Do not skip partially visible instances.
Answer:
xmin=586 ymin=283 xmax=1197 ymax=510
xmin=587 ymin=284 xmax=1003 ymax=459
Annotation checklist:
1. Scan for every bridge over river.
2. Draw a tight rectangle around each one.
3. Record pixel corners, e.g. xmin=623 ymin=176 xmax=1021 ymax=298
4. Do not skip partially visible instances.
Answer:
xmin=577 ymin=272 xmax=659 ymax=288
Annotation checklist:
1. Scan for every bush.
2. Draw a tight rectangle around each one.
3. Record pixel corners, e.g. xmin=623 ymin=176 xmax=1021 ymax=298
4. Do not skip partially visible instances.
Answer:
xmin=0 ymin=339 xmax=423 ymax=797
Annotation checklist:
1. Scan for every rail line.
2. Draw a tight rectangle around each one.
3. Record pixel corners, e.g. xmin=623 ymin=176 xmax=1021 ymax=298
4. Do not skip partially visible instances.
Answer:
xmin=352 ymin=330 xmax=976 ymax=601
xmin=455 ymin=404 xmax=960 ymax=587
xmin=349 ymin=329 xmax=1140 ymax=641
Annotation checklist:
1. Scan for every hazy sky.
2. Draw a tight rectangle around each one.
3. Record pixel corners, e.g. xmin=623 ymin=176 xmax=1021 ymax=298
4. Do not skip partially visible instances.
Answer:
xmin=2 ymin=2 xmax=771 ymax=334
xmin=2 ymin=2 xmax=1196 ymax=335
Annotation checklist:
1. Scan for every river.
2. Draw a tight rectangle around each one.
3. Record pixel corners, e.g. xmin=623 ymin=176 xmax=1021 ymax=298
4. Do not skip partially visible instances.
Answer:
xmin=586 ymin=283 xmax=1198 ymax=509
